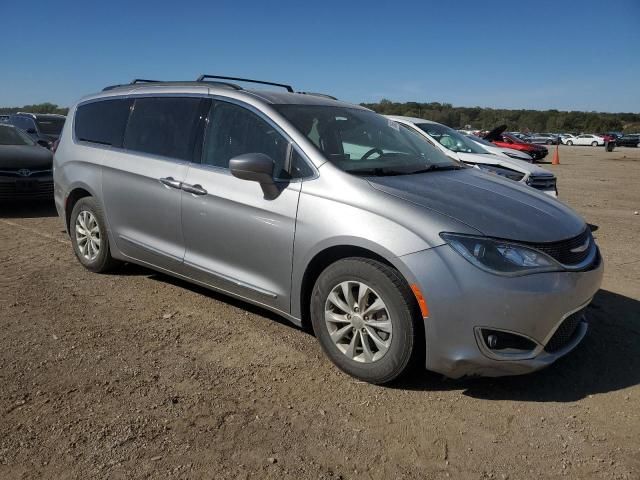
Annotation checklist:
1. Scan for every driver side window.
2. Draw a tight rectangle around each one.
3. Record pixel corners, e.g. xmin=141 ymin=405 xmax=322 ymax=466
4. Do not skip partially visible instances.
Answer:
xmin=202 ymin=101 xmax=289 ymax=178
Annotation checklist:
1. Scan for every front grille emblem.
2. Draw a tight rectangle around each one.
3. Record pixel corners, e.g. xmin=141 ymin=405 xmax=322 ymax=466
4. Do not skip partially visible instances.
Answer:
xmin=17 ymin=169 xmax=32 ymax=177
xmin=570 ymin=238 xmax=590 ymax=253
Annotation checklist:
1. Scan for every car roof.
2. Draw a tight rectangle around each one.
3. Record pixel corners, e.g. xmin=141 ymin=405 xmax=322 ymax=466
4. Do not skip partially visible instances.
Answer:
xmin=12 ymin=112 xmax=66 ymax=119
xmin=90 ymin=77 xmax=366 ymax=110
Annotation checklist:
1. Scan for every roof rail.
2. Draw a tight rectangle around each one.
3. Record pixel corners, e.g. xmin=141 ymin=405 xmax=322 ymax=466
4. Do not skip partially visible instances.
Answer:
xmin=196 ymin=74 xmax=294 ymax=92
xmin=131 ymin=78 xmax=162 ymax=85
xmin=296 ymin=91 xmax=338 ymax=101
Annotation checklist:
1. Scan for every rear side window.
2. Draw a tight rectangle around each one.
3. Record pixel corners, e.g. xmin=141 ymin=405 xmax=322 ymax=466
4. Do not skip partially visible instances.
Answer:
xmin=124 ymin=97 xmax=203 ymax=161
xmin=75 ymin=99 xmax=132 ymax=146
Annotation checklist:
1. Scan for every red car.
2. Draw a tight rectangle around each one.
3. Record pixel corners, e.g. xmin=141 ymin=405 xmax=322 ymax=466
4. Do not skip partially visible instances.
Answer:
xmin=483 ymin=125 xmax=548 ymax=161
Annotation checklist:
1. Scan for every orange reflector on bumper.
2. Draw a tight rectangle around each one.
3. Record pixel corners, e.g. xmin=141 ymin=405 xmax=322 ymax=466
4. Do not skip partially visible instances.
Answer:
xmin=410 ymin=284 xmax=429 ymax=318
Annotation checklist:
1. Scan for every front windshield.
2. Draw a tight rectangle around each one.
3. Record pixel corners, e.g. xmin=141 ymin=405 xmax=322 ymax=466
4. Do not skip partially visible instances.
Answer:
xmin=36 ymin=117 xmax=65 ymax=135
xmin=275 ymin=105 xmax=458 ymax=175
xmin=0 ymin=125 xmax=35 ymax=146
xmin=416 ymin=123 xmax=487 ymax=154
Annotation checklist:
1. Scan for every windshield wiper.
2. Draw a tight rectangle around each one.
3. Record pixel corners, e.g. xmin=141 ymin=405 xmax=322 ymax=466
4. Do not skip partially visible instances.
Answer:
xmin=346 ymin=164 xmax=462 ymax=176
xmin=408 ymin=164 xmax=463 ymax=174
xmin=346 ymin=167 xmax=407 ymax=176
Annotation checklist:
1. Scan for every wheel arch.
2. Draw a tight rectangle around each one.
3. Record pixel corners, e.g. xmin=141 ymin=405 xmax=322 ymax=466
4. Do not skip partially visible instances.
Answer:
xmin=296 ymin=243 xmax=417 ymax=332
xmin=64 ymin=185 xmax=95 ymax=234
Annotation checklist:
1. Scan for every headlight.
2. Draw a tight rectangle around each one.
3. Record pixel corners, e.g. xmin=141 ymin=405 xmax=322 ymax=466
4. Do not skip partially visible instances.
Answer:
xmin=505 ymin=151 xmax=532 ymax=161
xmin=440 ymin=233 xmax=558 ymax=276
xmin=476 ymin=164 xmax=525 ymax=182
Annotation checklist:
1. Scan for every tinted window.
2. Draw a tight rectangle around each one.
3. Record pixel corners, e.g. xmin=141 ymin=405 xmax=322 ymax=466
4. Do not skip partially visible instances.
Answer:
xmin=75 ymin=99 xmax=132 ymax=146
xmin=11 ymin=116 xmax=34 ymax=131
xmin=124 ymin=97 xmax=203 ymax=161
xmin=36 ymin=117 xmax=65 ymax=135
xmin=289 ymin=148 xmax=314 ymax=179
xmin=202 ymin=101 xmax=289 ymax=177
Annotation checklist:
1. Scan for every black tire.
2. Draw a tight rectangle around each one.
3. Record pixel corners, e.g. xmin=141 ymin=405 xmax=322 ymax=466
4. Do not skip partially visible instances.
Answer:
xmin=567 ymin=140 xmax=573 ymax=146
xmin=310 ymin=257 xmax=422 ymax=384
xmin=591 ymin=141 xmax=598 ymax=147
xmin=70 ymin=197 xmax=118 ymax=273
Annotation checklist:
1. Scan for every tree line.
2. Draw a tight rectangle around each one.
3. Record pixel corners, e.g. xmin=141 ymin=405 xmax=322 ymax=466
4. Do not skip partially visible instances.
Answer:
xmin=0 ymin=103 xmax=68 ymax=115
xmin=361 ymin=100 xmax=640 ymax=133
xmin=2 ymin=101 xmax=640 ymax=134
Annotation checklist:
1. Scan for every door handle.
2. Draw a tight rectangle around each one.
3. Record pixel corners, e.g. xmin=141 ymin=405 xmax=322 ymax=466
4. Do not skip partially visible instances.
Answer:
xmin=181 ymin=183 xmax=208 ymax=195
xmin=159 ymin=177 xmax=182 ymax=189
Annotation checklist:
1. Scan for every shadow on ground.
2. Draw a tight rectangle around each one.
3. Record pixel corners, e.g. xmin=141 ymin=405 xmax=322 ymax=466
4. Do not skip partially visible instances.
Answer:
xmin=119 ymin=259 xmax=640 ymax=401
xmin=0 ymin=200 xmax=57 ymax=219
xmin=397 ymin=289 xmax=640 ymax=402
xmin=115 ymin=263 xmax=308 ymax=333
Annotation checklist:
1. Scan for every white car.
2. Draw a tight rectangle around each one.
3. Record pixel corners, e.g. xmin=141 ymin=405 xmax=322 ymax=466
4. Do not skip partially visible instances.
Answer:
xmin=565 ymin=134 xmax=605 ymax=146
xmin=387 ymin=116 xmax=558 ymax=197
xmin=560 ymin=134 xmax=577 ymax=145
xmin=464 ymin=133 xmax=534 ymax=162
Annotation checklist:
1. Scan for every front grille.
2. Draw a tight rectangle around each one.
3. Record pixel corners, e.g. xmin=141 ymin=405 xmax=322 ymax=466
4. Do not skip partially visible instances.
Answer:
xmin=524 ymin=228 xmax=592 ymax=266
xmin=544 ymin=309 xmax=585 ymax=353
xmin=0 ymin=169 xmax=52 ymax=178
xmin=0 ymin=179 xmax=54 ymax=198
xmin=527 ymin=175 xmax=557 ymax=191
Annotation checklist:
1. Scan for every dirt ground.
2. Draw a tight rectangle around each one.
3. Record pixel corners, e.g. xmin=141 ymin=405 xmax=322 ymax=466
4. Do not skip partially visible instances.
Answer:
xmin=1 ymin=145 xmax=639 ymax=480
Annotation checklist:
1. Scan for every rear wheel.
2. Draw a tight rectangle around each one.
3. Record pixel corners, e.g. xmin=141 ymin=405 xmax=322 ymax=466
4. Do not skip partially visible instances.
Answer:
xmin=311 ymin=257 xmax=422 ymax=384
xmin=591 ymin=141 xmax=598 ymax=147
xmin=70 ymin=197 xmax=118 ymax=273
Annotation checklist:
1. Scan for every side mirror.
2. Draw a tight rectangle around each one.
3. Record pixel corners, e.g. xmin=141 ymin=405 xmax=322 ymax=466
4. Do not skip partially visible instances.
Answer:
xmin=229 ymin=153 xmax=279 ymax=198
xmin=26 ymin=128 xmax=37 ymax=134
xmin=37 ymin=140 xmax=50 ymax=148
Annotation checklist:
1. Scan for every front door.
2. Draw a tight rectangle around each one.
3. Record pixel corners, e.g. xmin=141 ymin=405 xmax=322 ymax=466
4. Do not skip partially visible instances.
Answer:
xmin=181 ymin=100 xmax=301 ymax=313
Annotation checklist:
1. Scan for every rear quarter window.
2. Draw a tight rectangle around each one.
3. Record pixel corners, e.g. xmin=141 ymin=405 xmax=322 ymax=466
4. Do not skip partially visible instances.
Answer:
xmin=75 ymin=99 xmax=133 ymax=147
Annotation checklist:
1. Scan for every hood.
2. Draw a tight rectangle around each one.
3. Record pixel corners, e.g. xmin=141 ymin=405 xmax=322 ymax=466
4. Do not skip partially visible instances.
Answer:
xmin=366 ymin=168 xmax=584 ymax=243
xmin=483 ymin=124 xmax=507 ymax=141
xmin=0 ymin=145 xmax=53 ymax=170
xmin=457 ymin=152 xmax=553 ymax=176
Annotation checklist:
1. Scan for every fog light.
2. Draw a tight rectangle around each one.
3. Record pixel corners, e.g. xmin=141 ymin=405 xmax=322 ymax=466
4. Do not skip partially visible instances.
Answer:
xmin=481 ymin=329 xmax=537 ymax=352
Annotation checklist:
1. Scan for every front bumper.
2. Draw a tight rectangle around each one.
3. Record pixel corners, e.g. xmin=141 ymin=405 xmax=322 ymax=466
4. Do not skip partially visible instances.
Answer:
xmin=0 ymin=174 xmax=54 ymax=199
xmin=400 ymin=243 xmax=603 ymax=378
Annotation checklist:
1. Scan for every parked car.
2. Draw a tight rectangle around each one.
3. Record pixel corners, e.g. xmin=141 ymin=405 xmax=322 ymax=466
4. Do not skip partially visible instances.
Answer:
xmin=484 ymin=125 xmax=549 ymax=161
xmin=388 ymin=117 xmax=557 ymax=196
xmin=616 ymin=134 xmax=640 ymax=147
xmin=8 ymin=112 xmax=66 ymax=148
xmin=464 ymin=133 xmax=534 ymax=162
xmin=54 ymin=75 xmax=602 ymax=383
xmin=565 ymin=134 xmax=605 ymax=146
xmin=528 ymin=133 xmax=560 ymax=145
xmin=0 ymin=123 xmax=53 ymax=199
xmin=0 ymin=114 xmax=10 ymax=123
xmin=560 ymin=134 xmax=577 ymax=145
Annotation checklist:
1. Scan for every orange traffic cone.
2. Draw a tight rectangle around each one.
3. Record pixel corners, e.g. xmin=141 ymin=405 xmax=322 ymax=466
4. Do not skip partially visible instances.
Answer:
xmin=552 ymin=143 xmax=560 ymax=165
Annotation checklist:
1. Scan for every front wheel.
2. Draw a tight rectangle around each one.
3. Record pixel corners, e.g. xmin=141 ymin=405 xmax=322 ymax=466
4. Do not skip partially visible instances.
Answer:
xmin=566 ymin=140 xmax=573 ymax=146
xmin=591 ymin=141 xmax=598 ymax=147
xmin=311 ymin=257 xmax=422 ymax=384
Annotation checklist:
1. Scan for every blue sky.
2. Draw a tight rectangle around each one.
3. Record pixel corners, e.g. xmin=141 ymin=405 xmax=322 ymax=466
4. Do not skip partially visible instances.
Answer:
xmin=1 ymin=0 xmax=638 ymax=112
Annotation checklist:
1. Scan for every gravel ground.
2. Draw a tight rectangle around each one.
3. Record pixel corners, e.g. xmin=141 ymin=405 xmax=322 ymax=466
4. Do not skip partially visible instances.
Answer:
xmin=1 ymin=145 xmax=639 ymax=479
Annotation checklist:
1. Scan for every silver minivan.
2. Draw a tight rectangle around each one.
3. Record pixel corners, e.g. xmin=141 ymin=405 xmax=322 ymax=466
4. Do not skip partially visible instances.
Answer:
xmin=54 ymin=75 xmax=603 ymax=384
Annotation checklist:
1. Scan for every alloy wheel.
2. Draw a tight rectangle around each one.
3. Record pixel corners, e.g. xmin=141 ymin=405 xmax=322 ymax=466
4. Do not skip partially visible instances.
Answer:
xmin=324 ymin=281 xmax=392 ymax=363
xmin=75 ymin=210 xmax=101 ymax=261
